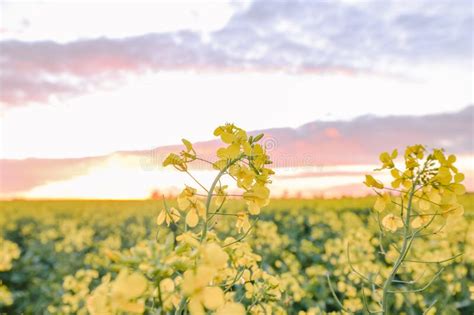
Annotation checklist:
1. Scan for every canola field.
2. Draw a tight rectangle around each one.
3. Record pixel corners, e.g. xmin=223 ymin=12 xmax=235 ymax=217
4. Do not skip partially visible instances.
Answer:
xmin=1 ymin=196 xmax=473 ymax=315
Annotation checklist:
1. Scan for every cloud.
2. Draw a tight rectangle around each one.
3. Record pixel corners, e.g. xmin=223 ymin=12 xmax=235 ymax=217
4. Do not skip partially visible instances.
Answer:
xmin=0 ymin=156 xmax=103 ymax=193
xmin=0 ymin=0 xmax=472 ymax=106
xmin=1 ymin=106 xmax=472 ymax=196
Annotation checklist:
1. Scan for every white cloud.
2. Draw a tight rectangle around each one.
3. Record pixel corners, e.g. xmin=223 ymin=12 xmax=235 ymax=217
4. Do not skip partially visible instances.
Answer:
xmin=1 ymin=69 xmax=471 ymax=159
xmin=1 ymin=0 xmax=237 ymax=41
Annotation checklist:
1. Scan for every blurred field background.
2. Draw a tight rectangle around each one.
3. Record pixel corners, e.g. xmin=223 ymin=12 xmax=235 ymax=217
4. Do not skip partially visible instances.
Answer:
xmin=1 ymin=195 xmax=473 ymax=314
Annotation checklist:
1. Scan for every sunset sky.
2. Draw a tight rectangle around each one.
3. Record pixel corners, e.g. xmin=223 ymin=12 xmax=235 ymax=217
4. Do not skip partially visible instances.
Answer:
xmin=0 ymin=0 xmax=473 ymax=198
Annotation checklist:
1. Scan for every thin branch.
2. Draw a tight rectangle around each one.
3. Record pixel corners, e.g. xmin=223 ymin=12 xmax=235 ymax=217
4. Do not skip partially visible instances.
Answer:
xmin=423 ymin=298 xmax=439 ymax=315
xmin=403 ymin=253 xmax=463 ymax=264
xmin=326 ymin=273 xmax=351 ymax=314
xmin=360 ymin=282 xmax=382 ymax=314
xmin=222 ymin=218 xmax=258 ymax=248
xmin=208 ymin=212 xmax=239 ymax=216
xmin=387 ymin=267 xmax=445 ymax=294
xmin=185 ymin=170 xmax=208 ymax=193
xmin=346 ymin=242 xmax=382 ymax=288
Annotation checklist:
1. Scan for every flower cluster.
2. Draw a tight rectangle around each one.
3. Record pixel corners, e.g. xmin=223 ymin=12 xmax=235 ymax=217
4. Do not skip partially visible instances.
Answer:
xmin=0 ymin=238 xmax=20 ymax=272
xmin=361 ymin=145 xmax=467 ymax=314
xmin=1 ymin=191 xmax=472 ymax=314
xmin=160 ymin=124 xmax=273 ymax=227
xmin=80 ymin=124 xmax=281 ymax=314
xmin=0 ymin=237 xmax=20 ymax=307
xmin=365 ymin=145 xmax=466 ymax=233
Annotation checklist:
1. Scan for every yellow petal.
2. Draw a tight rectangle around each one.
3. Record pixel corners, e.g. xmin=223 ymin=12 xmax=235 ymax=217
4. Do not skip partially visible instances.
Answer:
xmin=382 ymin=214 xmax=403 ymax=232
xmin=182 ymin=138 xmax=193 ymax=152
xmin=227 ymin=143 xmax=241 ymax=159
xmin=119 ymin=301 xmax=145 ymax=314
xmin=202 ymin=287 xmax=225 ymax=310
xmin=160 ymin=278 xmax=175 ymax=293
xmin=391 ymin=149 xmax=398 ymax=159
xmin=125 ymin=272 xmax=148 ymax=299
xmin=213 ymin=126 xmax=224 ymax=136
xmin=411 ymin=217 xmax=422 ymax=228
xmin=418 ymin=199 xmax=431 ymax=211
xmin=221 ymin=132 xmax=235 ymax=144
xmin=452 ymin=183 xmax=466 ymax=195
xmin=247 ymin=202 xmax=260 ymax=215
xmin=188 ymin=297 xmax=205 ymax=315
xmin=186 ymin=209 xmax=199 ymax=227
xmin=202 ymin=243 xmax=228 ymax=268
xmin=454 ymin=173 xmax=465 ymax=183
xmin=215 ymin=303 xmax=246 ymax=315
xmin=156 ymin=210 xmax=166 ymax=225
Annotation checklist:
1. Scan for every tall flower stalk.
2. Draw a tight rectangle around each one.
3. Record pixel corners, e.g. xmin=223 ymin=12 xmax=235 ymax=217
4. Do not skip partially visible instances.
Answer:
xmin=329 ymin=145 xmax=466 ymax=314
xmin=366 ymin=146 xmax=466 ymax=314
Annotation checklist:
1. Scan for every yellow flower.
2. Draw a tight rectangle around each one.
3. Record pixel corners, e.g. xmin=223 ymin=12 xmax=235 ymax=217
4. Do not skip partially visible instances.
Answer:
xmin=159 ymin=278 xmax=180 ymax=310
xmin=373 ymin=193 xmax=391 ymax=212
xmin=192 ymin=200 xmax=206 ymax=217
xmin=363 ymin=175 xmax=383 ymax=189
xmin=415 ymin=186 xmax=441 ymax=212
xmin=0 ymin=283 xmax=13 ymax=306
xmin=454 ymin=172 xmax=464 ymax=183
xmin=178 ymin=186 xmax=197 ymax=209
xmin=404 ymin=156 xmax=419 ymax=169
xmin=201 ymin=286 xmax=225 ymax=310
xmin=0 ymin=239 xmax=21 ymax=272
xmin=111 ymin=269 xmax=148 ymax=301
xmin=450 ymin=182 xmax=466 ymax=195
xmin=182 ymin=266 xmax=225 ymax=315
xmin=176 ymin=232 xmax=200 ymax=247
xmin=381 ymin=214 xmax=404 ymax=232
xmin=87 ymin=270 xmax=147 ymax=315
xmin=201 ymin=243 xmax=229 ymax=268
xmin=178 ymin=188 xmax=205 ymax=227
xmin=411 ymin=215 xmax=431 ymax=228
xmin=187 ymin=287 xmax=225 ymax=315
xmin=236 ymin=212 xmax=251 ymax=233
xmin=163 ymin=153 xmax=187 ymax=171
xmin=214 ymin=185 xmax=228 ymax=206
xmin=87 ymin=279 xmax=110 ymax=315
xmin=234 ymin=129 xmax=248 ymax=144
xmin=255 ymin=167 xmax=275 ymax=185
xmin=230 ymin=165 xmax=254 ymax=189
xmin=181 ymin=138 xmax=196 ymax=160
xmin=244 ymin=282 xmax=254 ymax=299
xmin=436 ymin=167 xmax=452 ymax=185
xmin=156 ymin=207 xmax=180 ymax=226
xmin=214 ymin=124 xmax=236 ymax=143
xmin=217 ymin=143 xmax=241 ymax=160
xmin=391 ymin=169 xmax=412 ymax=189
xmin=215 ymin=302 xmax=246 ymax=315
xmin=160 ymin=278 xmax=175 ymax=292
xmin=405 ymin=144 xmax=425 ymax=159
xmin=186 ymin=209 xmax=199 ymax=228
xmin=248 ymin=143 xmax=269 ymax=168
xmin=243 ymin=185 xmax=270 ymax=215
xmin=379 ymin=149 xmax=397 ymax=169
xmin=182 ymin=266 xmax=215 ymax=296
xmin=441 ymin=203 xmax=464 ymax=217
xmin=434 ymin=149 xmax=458 ymax=173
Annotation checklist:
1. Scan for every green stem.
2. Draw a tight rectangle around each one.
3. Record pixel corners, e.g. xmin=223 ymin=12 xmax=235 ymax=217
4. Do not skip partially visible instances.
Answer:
xmin=381 ymin=184 xmax=415 ymax=314
xmin=200 ymin=156 xmax=241 ymax=242
xmin=156 ymin=278 xmax=165 ymax=315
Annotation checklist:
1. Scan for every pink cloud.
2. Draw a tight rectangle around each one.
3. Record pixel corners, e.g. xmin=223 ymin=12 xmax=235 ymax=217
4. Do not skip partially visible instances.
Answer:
xmin=1 ymin=107 xmax=472 ymax=197
xmin=0 ymin=33 xmax=363 ymax=107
